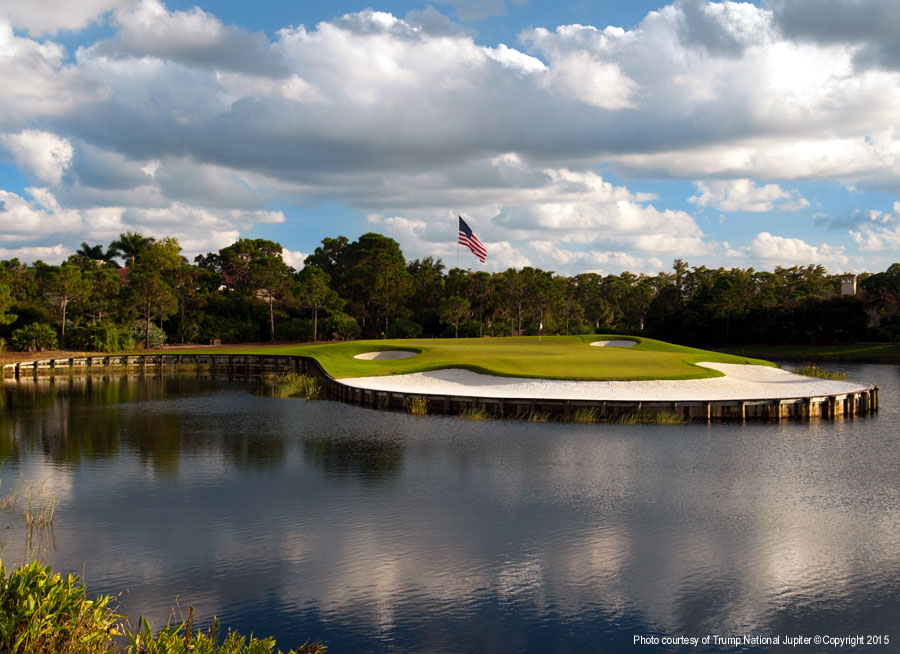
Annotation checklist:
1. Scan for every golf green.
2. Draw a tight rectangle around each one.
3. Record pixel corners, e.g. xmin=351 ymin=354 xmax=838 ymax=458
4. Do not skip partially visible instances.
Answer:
xmin=233 ymin=335 xmax=774 ymax=381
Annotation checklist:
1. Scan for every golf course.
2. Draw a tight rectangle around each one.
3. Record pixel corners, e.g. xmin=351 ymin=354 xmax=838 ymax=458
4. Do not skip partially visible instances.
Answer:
xmin=228 ymin=335 xmax=775 ymax=381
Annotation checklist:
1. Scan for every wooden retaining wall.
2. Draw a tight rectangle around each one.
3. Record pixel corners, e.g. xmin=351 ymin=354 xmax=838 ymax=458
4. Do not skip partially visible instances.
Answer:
xmin=2 ymin=353 xmax=879 ymax=423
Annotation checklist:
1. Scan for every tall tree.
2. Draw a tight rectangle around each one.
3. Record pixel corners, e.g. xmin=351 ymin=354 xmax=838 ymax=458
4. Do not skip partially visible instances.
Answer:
xmin=109 ymin=231 xmax=155 ymax=266
xmin=439 ymin=295 xmax=470 ymax=338
xmin=127 ymin=238 xmax=182 ymax=347
xmin=296 ymin=266 xmax=343 ymax=342
xmin=45 ymin=262 xmax=90 ymax=345
xmin=216 ymin=239 xmax=293 ymax=341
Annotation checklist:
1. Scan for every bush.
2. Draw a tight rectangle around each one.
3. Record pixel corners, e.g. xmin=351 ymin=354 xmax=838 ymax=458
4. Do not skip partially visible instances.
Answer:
xmin=130 ymin=322 xmax=167 ymax=349
xmin=0 ymin=560 xmax=119 ymax=653
xmin=10 ymin=323 xmax=58 ymax=352
xmin=69 ymin=322 xmax=135 ymax=352
xmin=320 ymin=312 xmax=359 ymax=341
xmin=0 ymin=560 xmax=326 ymax=654
xmin=387 ymin=319 xmax=422 ymax=339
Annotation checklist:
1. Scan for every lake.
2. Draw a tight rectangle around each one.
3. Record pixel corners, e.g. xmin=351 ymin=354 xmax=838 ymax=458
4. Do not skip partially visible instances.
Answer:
xmin=1 ymin=363 xmax=898 ymax=653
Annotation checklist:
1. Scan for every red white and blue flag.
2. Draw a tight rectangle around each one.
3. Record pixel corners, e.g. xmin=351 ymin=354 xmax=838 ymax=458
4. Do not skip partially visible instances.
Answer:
xmin=458 ymin=216 xmax=487 ymax=263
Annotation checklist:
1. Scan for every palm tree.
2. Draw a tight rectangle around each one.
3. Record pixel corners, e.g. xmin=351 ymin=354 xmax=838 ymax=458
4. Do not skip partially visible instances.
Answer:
xmin=109 ymin=231 xmax=155 ymax=266
xmin=76 ymin=242 xmax=120 ymax=266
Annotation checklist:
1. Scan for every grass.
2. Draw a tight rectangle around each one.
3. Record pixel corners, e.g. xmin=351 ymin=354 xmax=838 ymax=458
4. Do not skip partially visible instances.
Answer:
xmin=404 ymin=395 xmax=429 ymax=415
xmin=258 ymin=373 xmax=322 ymax=400
xmin=608 ymin=410 xmax=687 ymax=425
xmin=571 ymin=407 xmax=598 ymax=423
xmin=795 ymin=364 xmax=848 ymax=380
xmin=719 ymin=342 xmax=900 ymax=364
xmin=1 ymin=478 xmax=59 ymax=529
xmin=199 ymin=335 xmax=773 ymax=382
xmin=459 ymin=407 xmax=490 ymax=420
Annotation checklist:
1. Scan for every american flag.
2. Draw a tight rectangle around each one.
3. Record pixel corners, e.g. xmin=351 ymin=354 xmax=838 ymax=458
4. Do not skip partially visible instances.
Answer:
xmin=458 ymin=216 xmax=487 ymax=263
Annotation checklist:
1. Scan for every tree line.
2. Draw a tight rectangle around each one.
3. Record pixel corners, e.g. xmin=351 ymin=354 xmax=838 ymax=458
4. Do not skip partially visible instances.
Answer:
xmin=1 ymin=230 xmax=899 ymax=353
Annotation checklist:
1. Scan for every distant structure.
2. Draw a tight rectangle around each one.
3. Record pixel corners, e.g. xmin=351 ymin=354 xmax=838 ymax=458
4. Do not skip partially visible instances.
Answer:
xmin=841 ymin=274 xmax=857 ymax=296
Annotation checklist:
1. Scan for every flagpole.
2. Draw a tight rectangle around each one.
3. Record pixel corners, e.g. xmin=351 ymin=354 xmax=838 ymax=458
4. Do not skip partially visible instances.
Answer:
xmin=456 ymin=212 xmax=460 ymax=269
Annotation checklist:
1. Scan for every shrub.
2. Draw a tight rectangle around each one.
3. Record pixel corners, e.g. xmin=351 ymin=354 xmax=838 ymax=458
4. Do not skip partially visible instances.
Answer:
xmin=69 ymin=322 xmax=135 ymax=352
xmin=0 ymin=560 xmax=326 ymax=654
xmin=130 ymin=322 xmax=167 ymax=349
xmin=10 ymin=323 xmax=58 ymax=352
xmin=387 ymin=319 xmax=422 ymax=339
xmin=320 ymin=312 xmax=359 ymax=341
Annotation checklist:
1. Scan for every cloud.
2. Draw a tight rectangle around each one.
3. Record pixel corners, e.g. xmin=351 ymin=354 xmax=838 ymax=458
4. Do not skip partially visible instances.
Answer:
xmin=814 ymin=203 xmax=900 ymax=230
xmin=0 ymin=0 xmax=124 ymax=36
xmin=1 ymin=130 xmax=74 ymax=185
xmin=2 ymin=3 xmax=900 ymax=269
xmin=689 ymin=179 xmax=809 ymax=212
xmin=846 ymin=201 xmax=900 ymax=251
xmin=751 ymin=232 xmax=847 ymax=265
xmin=772 ymin=0 xmax=900 ymax=71
xmin=0 ymin=244 xmax=69 ymax=263
xmin=280 ymin=249 xmax=308 ymax=270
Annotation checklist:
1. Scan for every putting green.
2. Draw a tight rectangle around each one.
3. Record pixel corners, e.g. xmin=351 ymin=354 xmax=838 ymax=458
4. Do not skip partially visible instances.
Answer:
xmin=235 ymin=335 xmax=775 ymax=381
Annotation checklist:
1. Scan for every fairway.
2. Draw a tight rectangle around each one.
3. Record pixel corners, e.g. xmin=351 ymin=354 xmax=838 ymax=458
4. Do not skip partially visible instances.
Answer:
xmin=235 ymin=335 xmax=774 ymax=381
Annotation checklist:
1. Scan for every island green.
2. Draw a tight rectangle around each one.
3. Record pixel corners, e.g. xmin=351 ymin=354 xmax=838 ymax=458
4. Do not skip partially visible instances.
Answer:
xmin=210 ymin=335 xmax=774 ymax=381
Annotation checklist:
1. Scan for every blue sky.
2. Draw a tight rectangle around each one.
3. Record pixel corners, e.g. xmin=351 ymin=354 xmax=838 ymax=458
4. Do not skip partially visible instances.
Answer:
xmin=1 ymin=0 xmax=899 ymax=275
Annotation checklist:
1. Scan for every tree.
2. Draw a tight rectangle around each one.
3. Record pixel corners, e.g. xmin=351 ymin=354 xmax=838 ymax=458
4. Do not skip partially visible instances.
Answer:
xmin=296 ymin=266 xmax=343 ymax=342
xmin=109 ymin=231 xmax=155 ymax=266
xmin=76 ymin=242 xmax=119 ymax=266
xmin=439 ymin=295 xmax=470 ymax=338
xmin=0 ymin=282 xmax=16 ymax=327
xmin=343 ymin=233 xmax=412 ymax=337
xmin=45 ymin=262 xmax=90 ymax=346
xmin=216 ymin=239 xmax=293 ymax=341
xmin=126 ymin=239 xmax=182 ymax=348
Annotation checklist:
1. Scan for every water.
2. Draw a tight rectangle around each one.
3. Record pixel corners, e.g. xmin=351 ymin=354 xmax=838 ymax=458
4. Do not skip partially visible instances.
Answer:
xmin=1 ymin=364 xmax=898 ymax=653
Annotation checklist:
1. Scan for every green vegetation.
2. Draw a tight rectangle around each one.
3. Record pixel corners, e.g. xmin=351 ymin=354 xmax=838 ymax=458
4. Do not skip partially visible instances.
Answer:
xmin=0 ymin=560 xmax=325 ymax=654
xmin=10 ymin=324 xmax=57 ymax=353
xmin=404 ymin=395 xmax=429 ymax=415
xmin=609 ymin=410 xmax=687 ymax=425
xmin=571 ymin=407 xmax=598 ymax=423
xmin=721 ymin=343 xmax=900 ymax=364
xmin=2 ymin=230 xmax=900 ymax=356
xmin=0 ymin=479 xmax=59 ymax=529
xmin=231 ymin=335 xmax=773 ymax=381
xmin=795 ymin=365 xmax=848 ymax=381
xmin=259 ymin=373 xmax=322 ymax=400
xmin=459 ymin=407 xmax=489 ymax=420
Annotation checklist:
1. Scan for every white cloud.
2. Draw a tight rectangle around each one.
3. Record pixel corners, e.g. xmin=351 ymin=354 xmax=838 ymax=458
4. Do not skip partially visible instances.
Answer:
xmin=280 ymin=249 xmax=308 ymax=270
xmin=0 ymin=0 xmax=124 ymax=36
xmin=1 ymin=130 xmax=73 ymax=184
xmin=0 ymin=244 xmax=68 ymax=263
xmin=848 ymin=201 xmax=900 ymax=251
xmin=689 ymin=179 xmax=808 ymax=212
xmin=751 ymin=232 xmax=847 ymax=265
xmin=1 ymin=3 xmax=899 ymax=268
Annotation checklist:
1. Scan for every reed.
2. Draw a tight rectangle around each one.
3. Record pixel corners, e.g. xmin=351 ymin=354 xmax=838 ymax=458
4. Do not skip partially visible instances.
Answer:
xmin=795 ymin=364 xmax=847 ymax=381
xmin=1 ymin=478 xmax=60 ymax=528
xmin=459 ymin=407 xmax=489 ymax=420
xmin=608 ymin=410 xmax=687 ymax=425
xmin=525 ymin=411 xmax=551 ymax=423
xmin=259 ymin=373 xmax=323 ymax=400
xmin=404 ymin=395 xmax=429 ymax=415
xmin=571 ymin=407 xmax=597 ymax=423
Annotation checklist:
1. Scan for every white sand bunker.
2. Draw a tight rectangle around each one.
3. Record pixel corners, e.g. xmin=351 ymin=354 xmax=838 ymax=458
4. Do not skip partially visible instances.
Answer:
xmin=590 ymin=340 xmax=637 ymax=347
xmin=340 ymin=362 xmax=870 ymax=401
xmin=353 ymin=350 xmax=418 ymax=361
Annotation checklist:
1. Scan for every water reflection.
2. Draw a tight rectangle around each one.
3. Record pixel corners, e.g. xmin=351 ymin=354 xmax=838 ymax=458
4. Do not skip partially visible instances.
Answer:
xmin=0 ymin=366 xmax=898 ymax=652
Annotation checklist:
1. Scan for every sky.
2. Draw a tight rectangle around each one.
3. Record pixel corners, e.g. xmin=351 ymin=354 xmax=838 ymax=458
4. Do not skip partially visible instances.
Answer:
xmin=1 ymin=0 xmax=899 ymax=276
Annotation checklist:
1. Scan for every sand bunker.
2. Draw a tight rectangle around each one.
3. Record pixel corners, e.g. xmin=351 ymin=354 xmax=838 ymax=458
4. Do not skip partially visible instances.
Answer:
xmin=353 ymin=350 xmax=418 ymax=361
xmin=590 ymin=340 xmax=637 ymax=347
xmin=339 ymin=362 xmax=869 ymax=401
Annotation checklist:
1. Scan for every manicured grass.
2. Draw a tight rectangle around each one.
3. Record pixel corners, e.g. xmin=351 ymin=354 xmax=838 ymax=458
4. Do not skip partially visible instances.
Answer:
xmin=719 ymin=343 xmax=900 ymax=364
xmin=219 ymin=335 xmax=773 ymax=381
